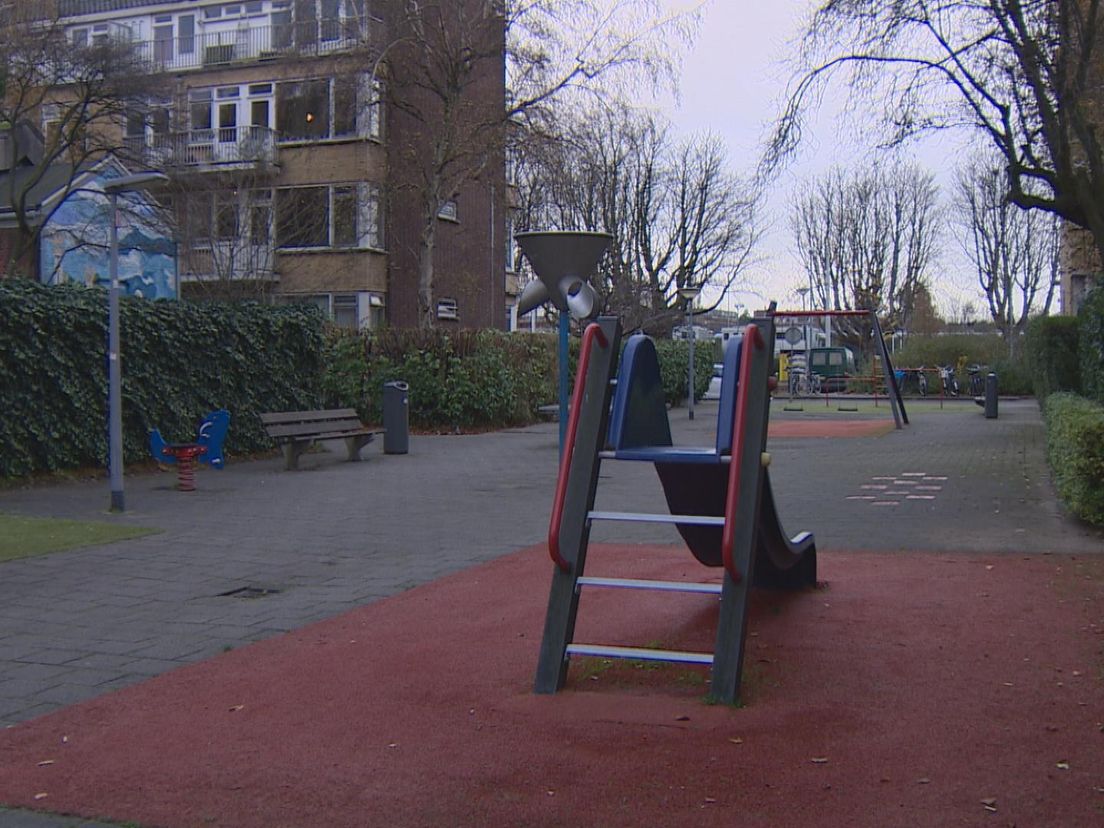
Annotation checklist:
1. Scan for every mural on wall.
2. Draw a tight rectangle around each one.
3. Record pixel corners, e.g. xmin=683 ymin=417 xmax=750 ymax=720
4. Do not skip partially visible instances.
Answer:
xmin=40 ymin=180 xmax=176 ymax=300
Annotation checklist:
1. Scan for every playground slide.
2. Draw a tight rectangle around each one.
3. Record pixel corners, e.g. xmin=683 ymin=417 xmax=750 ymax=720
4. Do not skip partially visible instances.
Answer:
xmin=753 ymin=473 xmax=817 ymax=589
xmin=654 ymin=463 xmax=816 ymax=589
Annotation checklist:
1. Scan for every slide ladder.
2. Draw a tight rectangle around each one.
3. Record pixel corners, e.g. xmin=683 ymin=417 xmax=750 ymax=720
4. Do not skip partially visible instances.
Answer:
xmin=534 ymin=313 xmax=816 ymax=704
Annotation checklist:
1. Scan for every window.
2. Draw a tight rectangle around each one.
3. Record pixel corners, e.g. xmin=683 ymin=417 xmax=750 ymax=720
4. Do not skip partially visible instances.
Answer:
xmin=275 ymin=74 xmax=380 ymax=142
xmin=272 ymin=2 xmax=293 ymax=49
xmin=190 ymin=89 xmax=213 ymax=133
xmin=343 ymin=0 xmax=367 ymax=40
xmin=185 ymin=193 xmax=215 ymax=245
xmin=71 ymin=28 xmax=88 ymax=48
xmin=280 ymin=292 xmax=376 ymax=329
xmin=438 ymin=200 xmax=458 ymax=221
xmin=437 ymin=298 xmax=459 ymax=321
xmin=321 ymin=0 xmax=342 ymax=41
xmin=276 ymin=187 xmax=329 ymax=248
xmin=215 ymin=192 xmax=239 ymax=241
xmin=333 ymin=293 xmax=358 ymax=328
xmin=276 ymin=184 xmax=383 ymax=249
xmin=295 ymin=0 xmax=319 ymax=47
xmin=153 ymin=16 xmax=173 ymax=63
xmin=249 ymin=190 xmax=273 ymax=245
xmin=333 ymin=76 xmax=357 ymax=136
xmin=505 ymin=211 xmax=515 ymax=272
xmin=41 ymin=104 xmax=62 ymax=149
xmin=179 ymin=14 xmax=195 ymax=55
xmin=332 ymin=186 xmax=358 ymax=247
xmin=276 ymin=79 xmax=330 ymax=141
xmin=368 ymin=293 xmax=385 ymax=329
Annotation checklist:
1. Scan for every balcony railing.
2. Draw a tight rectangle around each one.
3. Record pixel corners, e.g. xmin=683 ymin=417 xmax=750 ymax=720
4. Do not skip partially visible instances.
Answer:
xmin=133 ymin=19 xmax=372 ymax=73
xmin=127 ymin=126 xmax=279 ymax=172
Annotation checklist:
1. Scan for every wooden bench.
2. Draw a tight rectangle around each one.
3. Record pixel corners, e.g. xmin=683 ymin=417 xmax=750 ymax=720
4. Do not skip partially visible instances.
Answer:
xmin=260 ymin=408 xmax=385 ymax=471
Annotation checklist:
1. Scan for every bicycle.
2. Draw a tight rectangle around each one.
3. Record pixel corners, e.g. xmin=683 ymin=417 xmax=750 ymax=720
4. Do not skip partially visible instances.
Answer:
xmin=938 ymin=364 xmax=959 ymax=396
xmin=788 ymin=367 xmax=822 ymax=398
xmin=966 ymin=364 xmax=987 ymax=397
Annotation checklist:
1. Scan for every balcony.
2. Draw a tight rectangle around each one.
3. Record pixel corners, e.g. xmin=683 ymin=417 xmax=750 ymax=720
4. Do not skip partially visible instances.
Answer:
xmin=127 ymin=126 xmax=279 ymax=174
xmin=134 ymin=19 xmax=374 ymax=73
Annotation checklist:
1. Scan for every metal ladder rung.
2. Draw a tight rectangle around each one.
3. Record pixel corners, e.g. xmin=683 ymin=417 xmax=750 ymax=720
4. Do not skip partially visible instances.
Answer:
xmin=577 ymin=576 xmax=722 ymax=594
xmin=596 ymin=451 xmax=731 ymax=463
xmin=587 ymin=510 xmax=725 ymax=526
xmin=567 ymin=643 xmax=714 ymax=665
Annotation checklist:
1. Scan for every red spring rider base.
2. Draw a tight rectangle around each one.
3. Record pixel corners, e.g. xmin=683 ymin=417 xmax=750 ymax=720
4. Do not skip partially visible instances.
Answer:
xmin=162 ymin=443 xmax=207 ymax=491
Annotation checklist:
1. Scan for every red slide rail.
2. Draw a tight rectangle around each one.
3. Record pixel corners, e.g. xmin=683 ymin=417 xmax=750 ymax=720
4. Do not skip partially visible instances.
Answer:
xmin=721 ymin=323 xmax=765 ymax=582
xmin=548 ymin=323 xmax=609 ymax=572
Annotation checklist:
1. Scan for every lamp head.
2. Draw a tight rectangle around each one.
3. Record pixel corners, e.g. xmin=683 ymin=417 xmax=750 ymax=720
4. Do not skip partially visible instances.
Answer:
xmin=515 ymin=231 xmax=611 ymax=319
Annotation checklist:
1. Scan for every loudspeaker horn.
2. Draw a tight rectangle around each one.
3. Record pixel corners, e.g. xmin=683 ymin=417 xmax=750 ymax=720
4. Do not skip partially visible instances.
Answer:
xmin=516 ymin=279 xmax=550 ymax=316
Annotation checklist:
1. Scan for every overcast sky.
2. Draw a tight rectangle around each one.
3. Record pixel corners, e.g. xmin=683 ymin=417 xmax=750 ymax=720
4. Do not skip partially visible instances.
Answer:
xmin=655 ymin=0 xmax=981 ymax=318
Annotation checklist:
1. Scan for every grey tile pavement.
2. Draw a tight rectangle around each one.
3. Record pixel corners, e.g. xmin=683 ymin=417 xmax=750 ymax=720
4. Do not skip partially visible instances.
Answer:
xmin=0 ymin=396 xmax=1100 ymax=827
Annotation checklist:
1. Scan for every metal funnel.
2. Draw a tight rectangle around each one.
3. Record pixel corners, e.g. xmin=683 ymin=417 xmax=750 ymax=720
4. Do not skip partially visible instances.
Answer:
xmin=515 ymin=231 xmax=612 ymax=317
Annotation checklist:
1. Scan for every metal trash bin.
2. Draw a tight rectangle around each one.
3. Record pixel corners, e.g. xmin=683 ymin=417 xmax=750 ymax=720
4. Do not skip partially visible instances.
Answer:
xmin=383 ymin=381 xmax=409 ymax=454
xmin=984 ymin=372 xmax=998 ymax=419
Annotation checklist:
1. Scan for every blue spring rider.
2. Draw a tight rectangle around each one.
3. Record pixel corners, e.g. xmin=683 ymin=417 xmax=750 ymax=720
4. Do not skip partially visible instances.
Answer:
xmin=149 ymin=409 xmax=230 ymax=469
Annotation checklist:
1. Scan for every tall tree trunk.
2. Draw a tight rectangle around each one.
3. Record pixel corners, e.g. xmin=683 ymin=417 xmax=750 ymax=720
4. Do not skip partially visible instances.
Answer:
xmin=418 ymin=214 xmax=438 ymax=328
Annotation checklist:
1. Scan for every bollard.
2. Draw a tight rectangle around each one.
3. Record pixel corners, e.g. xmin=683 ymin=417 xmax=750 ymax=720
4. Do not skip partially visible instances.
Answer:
xmin=984 ymin=372 xmax=998 ymax=419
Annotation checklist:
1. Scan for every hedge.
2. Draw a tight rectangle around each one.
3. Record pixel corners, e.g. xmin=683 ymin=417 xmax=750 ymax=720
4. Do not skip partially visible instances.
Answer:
xmin=1043 ymin=392 xmax=1104 ymax=526
xmin=321 ymin=328 xmax=557 ymax=429
xmin=1080 ymin=286 xmax=1104 ymax=404
xmin=1025 ymin=315 xmax=1082 ymax=402
xmin=320 ymin=328 xmax=714 ymax=431
xmin=0 ymin=281 xmax=323 ymax=477
xmin=0 ymin=282 xmax=730 ymax=479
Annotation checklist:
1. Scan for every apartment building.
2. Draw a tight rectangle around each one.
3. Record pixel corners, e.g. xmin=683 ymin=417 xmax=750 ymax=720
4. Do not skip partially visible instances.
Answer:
xmin=51 ymin=0 xmax=512 ymax=329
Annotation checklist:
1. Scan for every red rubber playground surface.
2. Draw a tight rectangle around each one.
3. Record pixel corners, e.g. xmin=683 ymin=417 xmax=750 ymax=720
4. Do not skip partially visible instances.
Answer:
xmin=0 ymin=544 xmax=1101 ymax=827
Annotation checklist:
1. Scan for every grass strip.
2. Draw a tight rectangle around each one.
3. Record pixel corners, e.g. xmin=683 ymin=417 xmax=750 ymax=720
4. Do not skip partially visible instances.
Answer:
xmin=0 ymin=514 xmax=160 ymax=563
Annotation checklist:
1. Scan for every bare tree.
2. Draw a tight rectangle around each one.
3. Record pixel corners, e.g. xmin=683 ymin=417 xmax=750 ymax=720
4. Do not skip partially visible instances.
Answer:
xmin=385 ymin=0 xmax=700 ymax=327
xmin=518 ymin=104 xmax=759 ymax=334
xmin=791 ymin=163 xmax=941 ymax=357
xmin=0 ymin=5 xmax=148 ymax=275
xmin=955 ymin=154 xmax=1060 ymax=350
xmin=164 ymin=180 xmax=276 ymax=302
xmin=767 ymin=0 xmax=1104 ymax=282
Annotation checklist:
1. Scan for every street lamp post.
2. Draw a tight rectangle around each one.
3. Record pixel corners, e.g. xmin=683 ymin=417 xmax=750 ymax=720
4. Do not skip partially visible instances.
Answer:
xmin=678 ymin=285 xmax=701 ymax=420
xmin=103 ymin=172 xmax=169 ymax=512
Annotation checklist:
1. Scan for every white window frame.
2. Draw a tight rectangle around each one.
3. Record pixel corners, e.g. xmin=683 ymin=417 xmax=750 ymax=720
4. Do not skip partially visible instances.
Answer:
xmin=275 ymin=73 xmax=382 ymax=143
xmin=275 ymin=183 xmax=384 ymax=251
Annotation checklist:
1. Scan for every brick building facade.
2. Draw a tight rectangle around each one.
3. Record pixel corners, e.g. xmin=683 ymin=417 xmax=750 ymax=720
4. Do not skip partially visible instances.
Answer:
xmin=49 ymin=0 xmax=513 ymax=329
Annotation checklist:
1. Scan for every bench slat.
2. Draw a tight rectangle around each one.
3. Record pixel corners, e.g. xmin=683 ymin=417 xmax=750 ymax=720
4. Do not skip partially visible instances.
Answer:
xmin=265 ymin=420 xmax=365 ymax=439
xmin=266 ymin=426 xmax=382 ymax=441
xmin=260 ymin=408 xmax=359 ymax=426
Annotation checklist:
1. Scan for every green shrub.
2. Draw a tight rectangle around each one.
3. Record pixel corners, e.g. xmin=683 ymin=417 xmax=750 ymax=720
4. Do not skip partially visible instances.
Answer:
xmin=320 ymin=328 xmax=558 ymax=431
xmin=654 ymin=339 xmax=711 ymax=407
xmin=988 ymin=356 xmax=1034 ymax=396
xmin=1026 ymin=315 xmax=1081 ymax=401
xmin=1079 ymin=287 xmax=1104 ymax=404
xmin=1043 ymin=393 xmax=1104 ymax=525
xmin=0 ymin=281 xmax=322 ymax=478
xmin=891 ymin=333 xmax=1014 ymax=370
